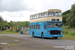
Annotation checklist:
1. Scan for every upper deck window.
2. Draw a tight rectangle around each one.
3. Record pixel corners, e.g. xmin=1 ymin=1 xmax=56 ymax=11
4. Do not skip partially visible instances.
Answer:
xmin=38 ymin=12 xmax=47 ymax=18
xmin=41 ymin=13 xmax=44 ymax=17
xmin=38 ymin=14 xmax=41 ymax=18
xmin=48 ymin=11 xmax=54 ymax=16
xmin=30 ymin=16 xmax=32 ymax=19
xmin=34 ymin=15 xmax=37 ymax=18
xmin=44 ymin=12 xmax=47 ymax=17
xmin=55 ymin=12 xmax=62 ymax=16
xmin=32 ymin=15 xmax=35 ymax=19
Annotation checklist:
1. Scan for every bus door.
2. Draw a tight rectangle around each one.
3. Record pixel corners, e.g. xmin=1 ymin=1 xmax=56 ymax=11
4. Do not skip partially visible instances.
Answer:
xmin=44 ymin=23 xmax=47 ymax=29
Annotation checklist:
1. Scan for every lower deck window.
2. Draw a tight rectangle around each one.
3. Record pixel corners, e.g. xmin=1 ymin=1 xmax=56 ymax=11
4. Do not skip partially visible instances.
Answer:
xmin=30 ymin=25 xmax=40 ymax=29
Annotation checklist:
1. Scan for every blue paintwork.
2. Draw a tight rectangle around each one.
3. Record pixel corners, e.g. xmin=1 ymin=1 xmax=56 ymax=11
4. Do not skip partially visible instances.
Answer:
xmin=29 ymin=21 xmax=63 ymax=38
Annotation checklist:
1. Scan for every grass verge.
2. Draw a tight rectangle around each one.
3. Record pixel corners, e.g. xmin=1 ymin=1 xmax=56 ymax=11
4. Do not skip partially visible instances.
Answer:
xmin=59 ymin=34 xmax=75 ymax=40
xmin=0 ymin=31 xmax=20 ymax=34
xmin=0 ymin=29 xmax=20 ymax=34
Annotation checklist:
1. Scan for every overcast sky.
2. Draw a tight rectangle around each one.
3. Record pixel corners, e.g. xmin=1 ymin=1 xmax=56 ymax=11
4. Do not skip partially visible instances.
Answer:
xmin=0 ymin=0 xmax=75 ymax=22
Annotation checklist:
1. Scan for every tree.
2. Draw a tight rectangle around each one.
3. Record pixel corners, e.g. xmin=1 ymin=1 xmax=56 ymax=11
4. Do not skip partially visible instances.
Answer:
xmin=66 ymin=4 xmax=75 ymax=28
xmin=62 ymin=10 xmax=70 ymax=25
xmin=0 ymin=21 xmax=11 ymax=30
xmin=62 ymin=10 xmax=70 ymax=15
xmin=0 ymin=16 xmax=4 ymax=22
xmin=25 ymin=21 xmax=29 ymax=27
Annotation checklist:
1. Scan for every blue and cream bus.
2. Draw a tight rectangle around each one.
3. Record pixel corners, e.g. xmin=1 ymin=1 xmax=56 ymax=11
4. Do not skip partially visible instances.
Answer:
xmin=29 ymin=9 xmax=63 ymax=39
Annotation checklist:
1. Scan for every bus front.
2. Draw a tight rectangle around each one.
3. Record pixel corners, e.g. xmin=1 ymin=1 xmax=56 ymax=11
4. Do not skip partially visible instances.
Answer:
xmin=46 ymin=9 xmax=63 ymax=39
xmin=46 ymin=21 xmax=63 ymax=39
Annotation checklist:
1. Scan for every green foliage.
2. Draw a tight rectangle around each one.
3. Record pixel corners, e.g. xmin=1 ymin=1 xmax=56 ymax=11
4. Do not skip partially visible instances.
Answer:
xmin=0 ymin=16 xmax=11 ymax=30
xmin=24 ymin=21 xmax=29 ymax=27
xmin=5 ymin=29 xmax=11 ymax=32
xmin=62 ymin=10 xmax=70 ymax=25
xmin=0 ymin=16 xmax=4 ymax=22
xmin=62 ymin=4 xmax=75 ymax=28
xmin=66 ymin=4 xmax=75 ymax=28
xmin=63 ymin=30 xmax=68 ymax=35
xmin=62 ymin=10 xmax=70 ymax=15
xmin=63 ymin=26 xmax=75 ymax=36
xmin=66 ymin=26 xmax=71 ymax=29
xmin=63 ymin=26 xmax=71 ymax=29
xmin=69 ymin=32 xmax=75 ymax=36
xmin=0 ymin=16 xmax=29 ymax=31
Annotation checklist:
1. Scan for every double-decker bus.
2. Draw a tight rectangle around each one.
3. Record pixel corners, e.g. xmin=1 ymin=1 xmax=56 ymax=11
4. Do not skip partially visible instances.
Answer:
xmin=29 ymin=9 xmax=63 ymax=39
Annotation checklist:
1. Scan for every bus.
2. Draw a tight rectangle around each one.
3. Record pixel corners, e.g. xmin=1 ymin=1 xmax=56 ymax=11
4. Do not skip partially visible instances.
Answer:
xmin=29 ymin=9 xmax=63 ymax=39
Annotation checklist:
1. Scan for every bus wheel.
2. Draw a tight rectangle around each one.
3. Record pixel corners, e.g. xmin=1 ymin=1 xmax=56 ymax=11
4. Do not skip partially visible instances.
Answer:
xmin=32 ymin=32 xmax=35 ymax=37
xmin=53 ymin=37 xmax=58 ymax=39
xmin=41 ymin=33 xmax=44 ymax=39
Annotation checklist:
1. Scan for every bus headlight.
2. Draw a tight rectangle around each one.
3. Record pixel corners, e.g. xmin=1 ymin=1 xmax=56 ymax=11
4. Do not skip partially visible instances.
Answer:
xmin=48 ymin=31 xmax=50 ymax=34
xmin=61 ymin=31 xmax=62 ymax=34
xmin=61 ymin=32 xmax=62 ymax=34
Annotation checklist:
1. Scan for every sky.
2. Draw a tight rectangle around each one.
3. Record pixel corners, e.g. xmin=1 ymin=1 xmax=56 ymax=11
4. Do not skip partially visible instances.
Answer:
xmin=0 ymin=0 xmax=75 ymax=22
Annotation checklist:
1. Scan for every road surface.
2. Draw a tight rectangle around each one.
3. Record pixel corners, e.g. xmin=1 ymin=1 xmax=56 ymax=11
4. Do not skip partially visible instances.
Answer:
xmin=0 ymin=34 xmax=75 ymax=50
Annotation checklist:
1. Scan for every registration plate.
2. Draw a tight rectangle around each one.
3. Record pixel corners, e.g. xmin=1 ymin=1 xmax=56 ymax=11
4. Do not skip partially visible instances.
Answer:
xmin=54 ymin=35 xmax=57 ymax=36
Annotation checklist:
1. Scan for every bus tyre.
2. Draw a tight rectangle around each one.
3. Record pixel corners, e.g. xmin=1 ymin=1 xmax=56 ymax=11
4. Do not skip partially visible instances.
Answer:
xmin=41 ymin=34 xmax=44 ymax=39
xmin=53 ymin=37 xmax=58 ymax=39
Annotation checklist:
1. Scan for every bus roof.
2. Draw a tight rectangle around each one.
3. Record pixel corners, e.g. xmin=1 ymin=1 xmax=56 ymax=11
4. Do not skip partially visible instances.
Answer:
xmin=30 ymin=9 xmax=61 ymax=16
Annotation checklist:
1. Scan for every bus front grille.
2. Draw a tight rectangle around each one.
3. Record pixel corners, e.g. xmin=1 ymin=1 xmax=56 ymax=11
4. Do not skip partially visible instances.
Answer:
xmin=50 ymin=30 xmax=61 ymax=35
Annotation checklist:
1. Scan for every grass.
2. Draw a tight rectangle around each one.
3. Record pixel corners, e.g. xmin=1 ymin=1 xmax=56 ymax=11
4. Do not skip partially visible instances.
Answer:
xmin=63 ymin=26 xmax=75 ymax=36
xmin=60 ymin=34 xmax=75 ymax=40
xmin=0 ymin=32 xmax=20 ymax=34
xmin=61 ymin=26 xmax=75 ymax=40
xmin=0 ymin=29 xmax=20 ymax=34
xmin=63 ymin=26 xmax=75 ymax=32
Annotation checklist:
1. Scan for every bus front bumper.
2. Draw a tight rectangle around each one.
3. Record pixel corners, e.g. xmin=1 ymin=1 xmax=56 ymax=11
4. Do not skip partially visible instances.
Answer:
xmin=44 ymin=34 xmax=63 ymax=37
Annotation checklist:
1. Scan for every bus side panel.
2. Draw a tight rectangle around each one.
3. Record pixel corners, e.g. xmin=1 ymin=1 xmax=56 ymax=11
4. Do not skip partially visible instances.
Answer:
xmin=29 ymin=23 xmax=40 ymax=36
xmin=37 ymin=22 xmax=47 ymax=37
xmin=29 ymin=22 xmax=47 ymax=37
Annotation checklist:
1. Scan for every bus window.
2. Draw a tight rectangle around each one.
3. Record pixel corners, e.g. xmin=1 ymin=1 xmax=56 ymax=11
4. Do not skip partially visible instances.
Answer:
xmin=56 ymin=19 xmax=59 ymax=21
xmin=44 ymin=12 xmax=47 ymax=17
xmin=32 ymin=25 xmax=34 ymax=29
xmin=41 ymin=13 xmax=44 ymax=17
xmin=32 ymin=16 xmax=34 ymax=19
xmin=54 ymin=23 xmax=62 ymax=27
xmin=52 ymin=19 xmax=55 ymax=21
xmin=55 ymin=12 xmax=62 ymax=16
xmin=37 ymin=14 xmax=38 ymax=18
xmin=44 ymin=23 xmax=47 ymax=29
xmin=33 ymin=15 xmax=35 ymax=19
xmin=31 ymin=25 xmax=32 ymax=29
xmin=38 ymin=14 xmax=41 ymax=18
xmin=30 ymin=16 xmax=32 ymax=20
xmin=48 ymin=11 xmax=54 ymax=16
xmin=35 ymin=15 xmax=37 ymax=19
xmin=36 ymin=25 xmax=40 ymax=29
xmin=33 ymin=25 xmax=35 ymax=29
xmin=30 ymin=25 xmax=31 ymax=29
xmin=37 ymin=25 xmax=40 ymax=29
xmin=47 ymin=23 xmax=54 ymax=28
